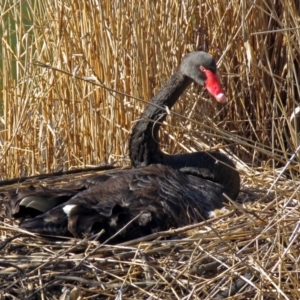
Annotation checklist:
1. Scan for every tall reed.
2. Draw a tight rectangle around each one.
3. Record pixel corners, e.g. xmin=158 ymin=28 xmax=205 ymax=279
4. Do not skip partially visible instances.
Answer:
xmin=1 ymin=0 xmax=300 ymax=179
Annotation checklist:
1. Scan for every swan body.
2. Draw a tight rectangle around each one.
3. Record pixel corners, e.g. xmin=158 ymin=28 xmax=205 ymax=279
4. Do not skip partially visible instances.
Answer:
xmin=5 ymin=164 xmax=228 ymax=243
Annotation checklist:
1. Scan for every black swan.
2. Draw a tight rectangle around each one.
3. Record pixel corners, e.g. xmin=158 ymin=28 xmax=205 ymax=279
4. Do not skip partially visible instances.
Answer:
xmin=2 ymin=51 xmax=240 ymax=243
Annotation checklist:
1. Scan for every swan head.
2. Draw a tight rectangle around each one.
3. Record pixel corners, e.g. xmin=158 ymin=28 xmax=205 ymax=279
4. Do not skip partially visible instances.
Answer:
xmin=180 ymin=51 xmax=227 ymax=103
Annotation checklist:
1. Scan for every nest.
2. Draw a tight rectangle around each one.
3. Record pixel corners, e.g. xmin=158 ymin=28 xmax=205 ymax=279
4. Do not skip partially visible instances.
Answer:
xmin=1 ymin=168 xmax=300 ymax=300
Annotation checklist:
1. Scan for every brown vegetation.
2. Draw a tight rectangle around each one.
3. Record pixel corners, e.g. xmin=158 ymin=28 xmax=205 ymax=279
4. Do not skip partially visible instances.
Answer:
xmin=1 ymin=0 xmax=300 ymax=299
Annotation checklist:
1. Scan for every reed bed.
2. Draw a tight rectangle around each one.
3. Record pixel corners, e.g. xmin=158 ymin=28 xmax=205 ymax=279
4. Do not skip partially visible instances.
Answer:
xmin=1 ymin=0 xmax=300 ymax=299
xmin=1 ymin=0 xmax=300 ymax=178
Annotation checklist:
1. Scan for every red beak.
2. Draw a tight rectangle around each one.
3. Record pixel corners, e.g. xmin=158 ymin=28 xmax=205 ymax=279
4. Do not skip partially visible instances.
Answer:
xmin=202 ymin=68 xmax=227 ymax=103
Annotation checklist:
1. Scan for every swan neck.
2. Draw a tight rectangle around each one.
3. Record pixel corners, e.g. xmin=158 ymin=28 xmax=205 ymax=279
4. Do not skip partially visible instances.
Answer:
xmin=130 ymin=71 xmax=192 ymax=167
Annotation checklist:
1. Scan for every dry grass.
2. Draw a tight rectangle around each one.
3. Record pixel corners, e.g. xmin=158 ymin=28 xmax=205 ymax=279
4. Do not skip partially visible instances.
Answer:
xmin=1 ymin=0 xmax=300 ymax=299
xmin=1 ymin=0 xmax=300 ymax=178
xmin=1 ymin=175 xmax=300 ymax=299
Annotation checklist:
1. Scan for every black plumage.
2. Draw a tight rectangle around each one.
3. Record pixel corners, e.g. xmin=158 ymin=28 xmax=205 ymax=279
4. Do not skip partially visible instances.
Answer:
xmin=6 ymin=165 xmax=228 ymax=243
xmin=1 ymin=51 xmax=240 ymax=242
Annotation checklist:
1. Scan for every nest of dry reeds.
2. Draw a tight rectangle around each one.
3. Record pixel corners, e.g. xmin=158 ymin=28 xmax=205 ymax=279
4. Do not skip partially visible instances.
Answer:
xmin=1 ymin=172 xmax=300 ymax=299
xmin=1 ymin=0 xmax=300 ymax=299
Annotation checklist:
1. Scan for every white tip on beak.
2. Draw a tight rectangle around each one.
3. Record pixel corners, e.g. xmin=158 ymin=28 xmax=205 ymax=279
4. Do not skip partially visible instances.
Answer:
xmin=215 ymin=93 xmax=227 ymax=103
